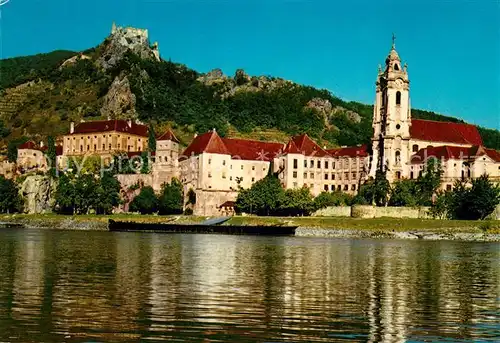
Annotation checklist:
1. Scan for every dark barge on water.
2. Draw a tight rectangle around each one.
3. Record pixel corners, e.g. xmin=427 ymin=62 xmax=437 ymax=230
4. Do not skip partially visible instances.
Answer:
xmin=108 ymin=219 xmax=297 ymax=236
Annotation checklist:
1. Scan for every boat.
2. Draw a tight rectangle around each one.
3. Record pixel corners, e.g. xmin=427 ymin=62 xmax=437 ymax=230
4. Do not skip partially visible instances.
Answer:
xmin=108 ymin=219 xmax=296 ymax=236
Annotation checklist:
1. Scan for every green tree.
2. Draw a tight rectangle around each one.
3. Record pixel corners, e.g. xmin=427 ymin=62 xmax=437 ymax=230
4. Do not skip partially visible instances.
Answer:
xmin=280 ymin=187 xmax=315 ymax=216
xmin=430 ymin=175 xmax=500 ymax=220
xmin=313 ymin=191 xmax=352 ymax=210
xmin=46 ymin=136 xmax=57 ymax=175
xmin=416 ymin=158 xmax=443 ymax=205
xmin=53 ymin=173 xmax=76 ymax=214
xmin=148 ymin=124 xmax=156 ymax=152
xmin=158 ymin=178 xmax=183 ymax=215
xmin=388 ymin=180 xmax=419 ymax=207
xmin=0 ymin=176 xmax=22 ymax=213
xmin=140 ymin=152 xmax=151 ymax=174
xmin=0 ymin=120 xmax=10 ymax=139
xmin=235 ymin=174 xmax=285 ymax=216
xmin=130 ymin=186 xmax=158 ymax=214
xmin=357 ymin=170 xmax=390 ymax=206
xmin=95 ymin=172 xmax=122 ymax=214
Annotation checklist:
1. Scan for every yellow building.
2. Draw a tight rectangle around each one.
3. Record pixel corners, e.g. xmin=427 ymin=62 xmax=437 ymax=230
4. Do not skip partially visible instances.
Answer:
xmin=62 ymin=119 xmax=148 ymax=157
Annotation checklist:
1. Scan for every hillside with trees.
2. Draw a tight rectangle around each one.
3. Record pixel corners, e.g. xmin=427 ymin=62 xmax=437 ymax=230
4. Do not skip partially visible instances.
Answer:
xmin=0 ymin=26 xmax=498 ymax=151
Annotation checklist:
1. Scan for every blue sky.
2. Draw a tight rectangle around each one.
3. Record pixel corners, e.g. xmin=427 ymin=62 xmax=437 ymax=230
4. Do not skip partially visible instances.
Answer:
xmin=0 ymin=0 xmax=499 ymax=129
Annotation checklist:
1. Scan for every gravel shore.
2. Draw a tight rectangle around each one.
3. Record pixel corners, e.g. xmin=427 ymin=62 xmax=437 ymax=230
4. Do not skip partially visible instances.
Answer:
xmin=296 ymin=227 xmax=500 ymax=242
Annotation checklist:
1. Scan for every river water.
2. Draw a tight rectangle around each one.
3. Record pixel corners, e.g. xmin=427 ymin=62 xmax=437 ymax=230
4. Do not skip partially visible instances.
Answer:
xmin=0 ymin=229 xmax=498 ymax=343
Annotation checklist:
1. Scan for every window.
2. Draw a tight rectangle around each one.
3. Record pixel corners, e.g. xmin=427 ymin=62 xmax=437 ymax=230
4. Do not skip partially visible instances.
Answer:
xmin=252 ymin=166 xmax=255 ymax=171
xmin=293 ymin=171 xmax=298 ymax=178
xmin=222 ymin=173 xmax=226 ymax=179
xmin=396 ymin=171 xmax=401 ymax=179
xmin=94 ymin=144 xmax=97 ymax=150
xmin=324 ymin=185 xmax=328 ymax=191
xmin=117 ymin=144 xmax=120 ymax=149
xmin=325 ymin=161 xmax=329 ymax=169
xmin=241 ymin=165 xmax=244 ymax=170
xmin=293 ymin=159 xmax=298 ymax=169
xmin=102 ymin=144 xmax=105 ymax=150
xmin=324 ymin=173 xmax=328 ymax=180
xmin=317 ymin=160 xmax=321 ymax=168
xmin=352 ymin=172 xmax=357 ymax=179
xmin=87 ymin=145 xmax=90 ymax=151
xmin=109 ymin=144 xmax=112 ymax=150
xmin=332 ymin=162 xmax=336 ymax=169
xmin=230 ymin=176 xmax=233 ymax=181
xmin=332 ymin=174 xmax=335 ymax=180
xmin=410 ymin=171 xmax=414 ymax=179
xmin=331 ymin=185 xmax=335 ymax=191
xmin=208 ymin=172 xmax=212 ymax=178
xmin=394 ymin=63 xmax=400 ymax=71
xmin=395 ymin=151 xmax=401 ymax=165
xmin=80 ymin=146 xmax=83 ymax=152
xmin=310 ymin=173 xmax=314 ymax=179
xmin=304 ymin=160 xmax=307 ymax=168
xmin=223 ymin=160 xmax=226 ymax=166
xmin=337 ymin=185 xmax=342 ymax=191
xmin=446 ymin=185 xmax=452 ymax=191
xmin=412 ymin=144 xmax=419 ymax=153
xmin=344 ymin=185 xmax=349 ymax=191
xmin=293 ymin=182 xmax=298 ymax=188
xmin=208 ymin=159 xmax=212 ymax=165
xmin=310 ymin=160 xmax=314 ymax=168
xmin=344 ymin=172 xmax=349 ymax=180
xmin=396 ymin=91 xmax=401 ymax=105
xmin=304 ymin=172 xmax=307 ymax=179
xmin=252 ymin=177 xmax=255 ymax=182
xmin=351 ymin=185 xmax=356 ymax=191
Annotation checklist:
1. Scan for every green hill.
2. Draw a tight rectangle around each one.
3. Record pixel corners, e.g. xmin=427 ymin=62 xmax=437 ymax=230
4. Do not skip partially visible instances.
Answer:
xmin=0 ymin=27 xmax=498 ymax=151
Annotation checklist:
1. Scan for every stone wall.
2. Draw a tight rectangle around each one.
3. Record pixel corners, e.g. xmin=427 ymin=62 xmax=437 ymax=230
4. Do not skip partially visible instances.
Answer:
xmin=351 ymin=205 xmax=431 ymax=219
xmin=193 ymin=190 xmax=238 ymax=216
xmin=313 ymin=206 xmax=352 ymax=217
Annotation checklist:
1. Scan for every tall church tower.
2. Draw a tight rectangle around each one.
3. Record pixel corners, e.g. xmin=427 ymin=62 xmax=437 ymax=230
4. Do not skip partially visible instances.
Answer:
xmin=369 ymin=36 xmax=411 ymax=182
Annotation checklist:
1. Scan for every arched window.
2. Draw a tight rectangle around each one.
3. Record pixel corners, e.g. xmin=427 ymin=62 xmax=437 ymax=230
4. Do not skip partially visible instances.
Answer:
xmin=412 ymin=144 xmax=419 ymax=153
xmin=396 ymin=91 xmax=401 ymax=105
xmin=395 ymin=151 xmax=401 ymax=165
xmin=396 ymin=171 xmax=401 ymax=179
xmin=394 ymin=63 xmax=399 ymax=71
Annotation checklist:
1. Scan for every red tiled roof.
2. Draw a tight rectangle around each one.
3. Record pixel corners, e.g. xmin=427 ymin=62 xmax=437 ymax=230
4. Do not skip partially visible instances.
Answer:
xmin=71 ymin=120 xmax=148 ymax=137
xmin=290 ymin=134 xmax=330 ymax=157
xmin=181 ymin=131 xmax=231 ymax=158
xmin=180 ymin=131 xmax=284 ymax=161
xmin=410 ymin=145 xmax=500 ymax=164
xmin=410 ymin=119 xmax=483 ymax=146
xmin=283 ymin=140 xmax=301 ymax=154
xmin=157 ymin=128 xmax=180 ymax=143
xmin=18 ymin=141 xmax=37 ymax=150
xmin=222 ymin=137 xmax=284 ymax=161
xmin=484 ymin=148 xmax=500 ymax=162
xmin=327 ymin=145 xmax=369 ymax=158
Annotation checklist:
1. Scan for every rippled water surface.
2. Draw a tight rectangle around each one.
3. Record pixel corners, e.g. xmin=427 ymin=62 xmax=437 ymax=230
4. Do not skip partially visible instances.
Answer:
xmin=0 ymin=229 xmax=499 ymax=342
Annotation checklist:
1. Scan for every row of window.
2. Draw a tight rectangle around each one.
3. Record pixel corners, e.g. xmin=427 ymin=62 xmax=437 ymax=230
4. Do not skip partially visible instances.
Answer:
xmin=66 ymin=144 xmax=143 ymax=153
xmin=293 ymin=158 xmax=364 ymax=170
xmin=67 ymin=135 xmax=142 ymax=141
xmin=207 ymin=173 xmax=256 ymax=183
xmin=292 ymin=183 xmax=358 ymax=192
xmin=207 ymin=159 xmax=266 ymax=172
xmin=291 ymin=171 xmax=359 ymax=180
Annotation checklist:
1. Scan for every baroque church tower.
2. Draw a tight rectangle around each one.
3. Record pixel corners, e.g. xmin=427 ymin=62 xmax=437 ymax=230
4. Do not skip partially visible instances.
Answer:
xmin=369 ymin=36 xmax=411 ymax=182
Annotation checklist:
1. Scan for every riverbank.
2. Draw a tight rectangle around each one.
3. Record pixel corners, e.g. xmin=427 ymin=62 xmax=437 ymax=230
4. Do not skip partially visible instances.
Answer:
xmin=0 ymin=214 xmax=499 ymax=242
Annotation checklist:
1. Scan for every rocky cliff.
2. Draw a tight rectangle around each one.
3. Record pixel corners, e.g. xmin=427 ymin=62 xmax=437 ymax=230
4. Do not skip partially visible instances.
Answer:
xmin=19 ymin=175 xmax=57 ymax=214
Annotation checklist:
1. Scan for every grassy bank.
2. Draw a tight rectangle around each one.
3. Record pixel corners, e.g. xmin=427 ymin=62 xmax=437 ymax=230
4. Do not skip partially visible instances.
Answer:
xmin=1 ymin=214 xmax=499 ymax=234
xmin=226 ymin=216 xmax=500 ymax=234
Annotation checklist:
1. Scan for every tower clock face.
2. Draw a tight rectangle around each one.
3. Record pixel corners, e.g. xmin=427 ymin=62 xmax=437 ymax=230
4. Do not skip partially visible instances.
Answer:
xmin=395 ymin=79 xmax=404 ymax=89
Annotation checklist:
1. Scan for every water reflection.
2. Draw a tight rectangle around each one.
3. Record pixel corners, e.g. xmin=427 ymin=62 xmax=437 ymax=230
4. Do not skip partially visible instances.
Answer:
xmin=0 ymin=229 xmax=498 ymax=342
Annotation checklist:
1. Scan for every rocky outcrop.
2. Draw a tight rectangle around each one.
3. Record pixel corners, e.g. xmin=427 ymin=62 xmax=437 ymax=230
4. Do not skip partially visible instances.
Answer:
xmin=19 ymin=175 xmax=57 ymax=214
xmin=98 ymin=23 xmax=160 ymax=70
xmin=100 ymin=75 xmax=137 ymax=119
xmin=60 ymin=54 xmax=91 ymax=69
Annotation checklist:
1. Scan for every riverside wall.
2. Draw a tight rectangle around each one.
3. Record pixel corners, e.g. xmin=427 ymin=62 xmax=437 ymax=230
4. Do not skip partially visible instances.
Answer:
xmin=313 ymin=205 xmax=432 ymax=219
